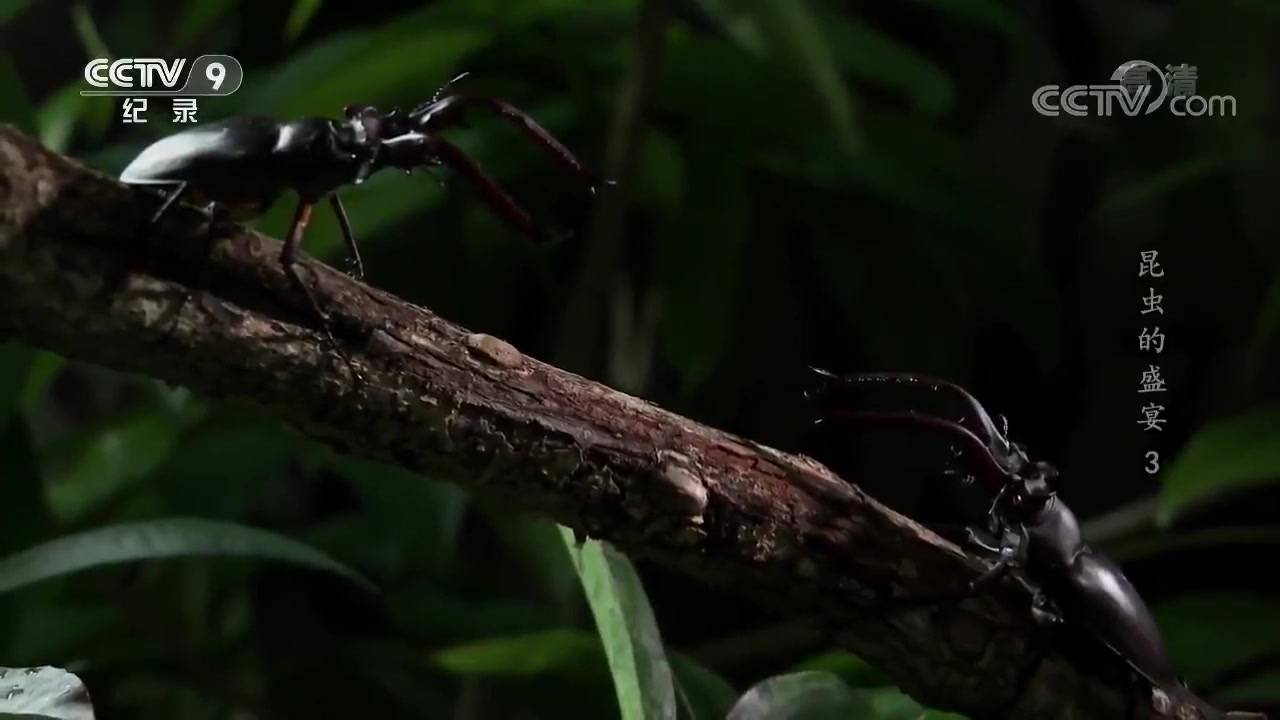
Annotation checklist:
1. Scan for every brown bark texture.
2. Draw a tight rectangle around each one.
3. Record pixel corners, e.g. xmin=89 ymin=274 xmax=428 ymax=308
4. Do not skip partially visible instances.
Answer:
xmin=0 ymin=125 xmax=1209 ymax=720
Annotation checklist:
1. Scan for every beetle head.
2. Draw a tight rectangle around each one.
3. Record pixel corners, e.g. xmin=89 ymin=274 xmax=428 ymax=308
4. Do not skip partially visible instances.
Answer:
xmin=1002 ymin=460 xmax=1058 ymax=520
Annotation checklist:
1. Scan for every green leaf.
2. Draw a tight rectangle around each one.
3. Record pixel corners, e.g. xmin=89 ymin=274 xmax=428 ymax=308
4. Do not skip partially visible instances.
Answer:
xmin=864 ymin=688 xmax=966 ymax=719
xmin=1230 ymin=0 xmax=1280 ymax=19
xmin=1244 ymin=272 xmax=1280 ymax=381
xmin=669 ymin=653 xmax=737 ymax=720
xmin=240 ymin=20 xmax=490 ymax=119
xmin=1215 ymin=668 xmax=1280 ymax=706
xmin=658 ymin=134 xmax=747 ymax=392
xmin=387 ymin=583 xmax=558 ymax=644
xmin=558 ymin=529 xmax=677 ymax=720
xmin=0 ymin=344 xmax=35 ymax=424
xmin=3 ymin=604 xmax=117 ymax=666
xmin=0 ymin=666 xmax=95 ymax=720
xmin=789 ymin=651 xmax=887 ymax=689
xmin=1157 ymin=409 xmax=1280 ymax=525
xmin=901 ymin=0 xmax=1034 ymax=42
xmin=0 ymin=419 xmax=52 ymax=557
xmin=43 ymin=398 xmax=204 ymax=523
xmin=70 ymin=2 xmax=110 ymax=59
xmin=173 ymin=0 xmax=242 ymax=48
xmin=434 ymin=628 xmax=600 ymax=676
xmin=0 ymin=346 xmax=63 ymax=426
xmin=0 ymin=54 xmax=37 ymax=132
xmin=1097 ymin=154 xmax=1268 ymax=216
xmin=149 ymin=422 xmax=295 ymax=519
xmin=1155 ymin=593 xmax=1280 ymax=686
xmin=748 ymin=0 xmax=859 ymax=149
xmin=0 ymin=0 xmax=35 ymax=26
xmin=320 ymin=452 xmax=469 ymax=577
xmin=284 ymin=0 xmax=325 ymax=42
xmin=486 ymin=511 xmax=580 ymax=610
xmin=1105 ymin=526 xmax=1280 ymax=564
xmin=0 ymin=518 xmax=376 ymax=596
xmin=633 ymin=131 xmax=686 ymax=213
xmin=816 ymin=6 xmax=954 ymax=117
xmin=727 ymin=671 xmax=861 ymax=720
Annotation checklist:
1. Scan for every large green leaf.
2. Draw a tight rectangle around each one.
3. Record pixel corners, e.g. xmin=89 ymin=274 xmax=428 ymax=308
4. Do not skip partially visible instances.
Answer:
xmin=657 ymin=132 xmax=747 ymax=392
xmin=239 ymin=19 xmax=491 ymax=118
xmin=0 ymin=54 xmax=36 ymax=132
xmin=43 ymin=396 xmax=204 ymax=524
xmin=434 ymin=628 xmax=599 ymax=676
xmin=558 ymin=529 xmax=677 ymax=720
xmin=1157 ymin=409 xmax=1280 ymax=525
xmin=486 ymin=511 xmax=581 ymax=610
xmin=147 ymin=422 xmax=295 ymax=521
xmin=173 ymin=0 xmax=243 ymax=48
xmin=0 ymin=666 xmax=95 ymax=720
xmin=0 ymin=0 xmax=35 ymax=25
xmin=789 ymin=651 xmax=888 ymax=689
xmin=1105 ymin=526 xmax=1280 ymax=564
xmin=0 ymin=518 xmax=375 ymax=596
xmin=901 ymin=0 xmax=1034 ymax=41
xmin=815 ymin=6 xmax=953 ymax=118
xmin=284 ymin=0 xmax=325 ymax=42
xmin=727 ymin=671 xmax=862 ymax=720
xmin=669 ymin=652 xmax=737 ymax=720
xmin=315 ymin=452 xmax=468 ymax=578
xmin=0 ymin=419 xmax=52 ymax=558
xmin=387 ymin=582 xmax=558 ymax=644
xmin=728 ymin=673 xmax=962 ymax=720
xmin=1244 ymin=272 xmax=1280 ymax=381
xmin=1155 ymin=593 xmax=1280 ymax=686
xmin=695 ymin=0 xmax=857 ymax=150
xmin=433 ymin=626 xmax=735 ymax=718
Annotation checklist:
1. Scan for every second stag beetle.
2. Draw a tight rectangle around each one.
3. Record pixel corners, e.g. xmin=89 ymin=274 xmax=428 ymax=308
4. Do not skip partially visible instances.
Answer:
xmin=119 ymin=72 xmax=603 ymax=352
xmin=807 ymin=369 xmax=1264 ymax=720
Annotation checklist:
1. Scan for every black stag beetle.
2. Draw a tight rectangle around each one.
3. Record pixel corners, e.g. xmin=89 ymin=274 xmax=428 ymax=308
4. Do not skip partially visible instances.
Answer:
xmin=806 ymin=369 xmax=1265 ymax=720
xmin=119 ymin=72 xmax=603 ymax=355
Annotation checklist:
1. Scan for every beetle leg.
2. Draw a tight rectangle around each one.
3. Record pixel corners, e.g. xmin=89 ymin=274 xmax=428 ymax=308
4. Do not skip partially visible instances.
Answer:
xmin=149 ymin=182 xmax=188 ymax=223
xmin=878 ymin=524 xmax=1028 ymax=612
xmin=328 ymin=195 xmax=365 ymax=280
xmin=427 ymin=136 xmax=555 ymax=244
xmin=280 ymin=201 xmax=359 ymax=380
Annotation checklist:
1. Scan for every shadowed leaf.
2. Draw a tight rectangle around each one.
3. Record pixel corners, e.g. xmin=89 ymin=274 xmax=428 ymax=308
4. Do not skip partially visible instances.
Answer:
xmin=1156 ymin=593 xmax=1280 ymax=687
xmin=434 ymin=628 xmax=599 ymax=676
xmin=1158 ymin=409 xmax=1280 ymax=525
xmin=0 ymin=666 xmax=94 ymax=720
xmin=1244 ymin=273 xmax=1280 ymax=381
xmin=726 ymin=671 xmax=862 ymax=720
xmin=0 ymin=518 xmax=376 ymax=596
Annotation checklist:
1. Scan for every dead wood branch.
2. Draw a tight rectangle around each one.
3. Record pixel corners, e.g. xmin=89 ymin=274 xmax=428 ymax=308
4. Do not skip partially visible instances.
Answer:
xmin=0 ymin=126 xmax=1202 ymax=719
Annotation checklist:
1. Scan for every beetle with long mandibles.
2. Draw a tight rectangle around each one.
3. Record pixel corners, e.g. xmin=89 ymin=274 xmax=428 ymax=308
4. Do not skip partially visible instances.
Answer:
xmin=806 ymin=368 xmax=1265 ymax=720
xmin=118 ymin=72 xmax=603 ymax=355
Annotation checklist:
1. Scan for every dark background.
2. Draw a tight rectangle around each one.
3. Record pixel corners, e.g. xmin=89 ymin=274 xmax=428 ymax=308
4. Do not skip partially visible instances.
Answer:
xmin=1 ymin=0 xmax=1278 ymax=718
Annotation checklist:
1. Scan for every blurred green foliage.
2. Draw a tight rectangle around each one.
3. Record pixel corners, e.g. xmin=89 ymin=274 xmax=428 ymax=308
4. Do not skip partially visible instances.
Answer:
xmin=1 ymin=0 xmax=1278 ymax=718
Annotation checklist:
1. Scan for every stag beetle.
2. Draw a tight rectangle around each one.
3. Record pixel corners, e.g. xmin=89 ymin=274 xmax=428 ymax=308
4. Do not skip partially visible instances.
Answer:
xmin=806 ymin=369 xmax=1264 ymax=720
xmin=119 ymin=72 xmax=602 ymax=355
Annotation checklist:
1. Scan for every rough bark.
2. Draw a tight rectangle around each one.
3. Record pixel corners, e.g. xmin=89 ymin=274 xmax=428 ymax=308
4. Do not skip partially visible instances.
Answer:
xmin=0 ymin=125 xmax=1206 ymax=719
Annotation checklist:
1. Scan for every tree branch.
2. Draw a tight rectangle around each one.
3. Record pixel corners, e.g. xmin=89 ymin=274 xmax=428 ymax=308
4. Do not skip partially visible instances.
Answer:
xmin=0 ymin=126 xmax=1201 ymax=719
